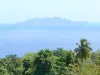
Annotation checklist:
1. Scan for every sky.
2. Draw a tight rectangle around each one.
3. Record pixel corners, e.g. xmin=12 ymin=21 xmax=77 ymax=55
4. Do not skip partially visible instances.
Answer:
xmin=0 ymin=0 xmax=100 ymax=23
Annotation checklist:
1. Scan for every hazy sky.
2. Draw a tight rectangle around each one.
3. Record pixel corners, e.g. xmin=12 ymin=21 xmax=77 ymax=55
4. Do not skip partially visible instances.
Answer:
xmin=0 ymin=0 xmax=99 ymax=23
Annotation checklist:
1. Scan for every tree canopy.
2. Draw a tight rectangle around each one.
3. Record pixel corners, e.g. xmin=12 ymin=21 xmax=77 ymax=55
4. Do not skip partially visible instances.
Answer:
xmin=0 ymin=39 xmax=100 ymax=75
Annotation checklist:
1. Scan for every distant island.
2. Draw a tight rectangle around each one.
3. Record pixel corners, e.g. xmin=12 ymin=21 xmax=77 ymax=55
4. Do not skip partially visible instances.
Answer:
xmin=0 ymin=17 xmax=99 ymax=31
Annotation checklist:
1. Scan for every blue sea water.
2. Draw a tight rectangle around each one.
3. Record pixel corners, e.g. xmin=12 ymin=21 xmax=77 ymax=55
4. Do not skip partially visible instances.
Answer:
xmin=0 ymin=28 xmax=100 ymax=57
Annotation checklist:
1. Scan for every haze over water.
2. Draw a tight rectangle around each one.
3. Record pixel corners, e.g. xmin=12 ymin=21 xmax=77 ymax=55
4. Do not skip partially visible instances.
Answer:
xmin=0 ymin=27 xmax=100 ymax=57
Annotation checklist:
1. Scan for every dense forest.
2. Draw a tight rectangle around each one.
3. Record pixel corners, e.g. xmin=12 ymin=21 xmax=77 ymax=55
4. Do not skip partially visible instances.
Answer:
xmin=0 ymin=39 xmax=100 ymax=75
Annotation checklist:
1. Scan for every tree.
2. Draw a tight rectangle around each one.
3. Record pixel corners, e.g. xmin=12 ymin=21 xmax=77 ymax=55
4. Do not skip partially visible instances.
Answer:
xmin=22 ymin=52 xmax=37 ymax=75
xmin=53 ymin=48 xmax=66 ymax=57
xmin=4 ymin=54 xmax=23 ymax=75
xmin=74 ymin=39 xmax=92 ymax=62
xmin=53 ymin=48 xmax=75 ymax=75
xmin=71 ymin=58 xmax=100 ymax=75
xmin=90 ymin=50 xmax=100 ymax=65
xmin=33 ymin=49 xmax=55 ymax=75
xmin=0 ymin=59 xmax=9 ymax=75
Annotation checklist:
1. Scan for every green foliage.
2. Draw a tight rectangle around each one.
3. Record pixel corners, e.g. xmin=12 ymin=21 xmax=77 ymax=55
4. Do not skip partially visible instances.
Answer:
xmin=74 ymin=39 xmax=92 ymax=62
xmin=52 ymin=48 xmax=75 ymax=75
xmin=71 ymin=58 xmax=100 ymax=75
xmin=33 ymin=49 xmax=55 ymax=75
xmin=0 ymin=39 xmax=100 ymax=75
xmin=0 ymin=54 xmax=23 ymax=75
xmin=90 ymin=50 xmax=100 ymax=65
xmin=22 ymin=52 xmax=37 ymax=75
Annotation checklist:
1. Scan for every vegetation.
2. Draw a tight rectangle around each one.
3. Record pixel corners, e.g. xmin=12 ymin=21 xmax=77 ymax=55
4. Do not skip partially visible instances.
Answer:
xmin=0 ymin=39 xmax=100 ymax=75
